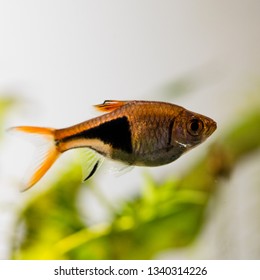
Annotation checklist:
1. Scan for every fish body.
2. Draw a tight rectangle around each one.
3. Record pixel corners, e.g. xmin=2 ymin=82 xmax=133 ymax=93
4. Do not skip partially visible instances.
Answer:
xmin=10 ymin=100 xmax=217 ymax=191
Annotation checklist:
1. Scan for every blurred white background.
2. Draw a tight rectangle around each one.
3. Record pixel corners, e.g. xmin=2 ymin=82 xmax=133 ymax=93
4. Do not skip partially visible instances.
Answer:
xmin=0 ymin=0 xmax=259 ymax=259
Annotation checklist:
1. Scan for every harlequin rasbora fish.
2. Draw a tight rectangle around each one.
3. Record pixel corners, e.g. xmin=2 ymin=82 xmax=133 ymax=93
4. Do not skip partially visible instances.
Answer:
xmin=9 ymin=100 xmax=217 ymax=191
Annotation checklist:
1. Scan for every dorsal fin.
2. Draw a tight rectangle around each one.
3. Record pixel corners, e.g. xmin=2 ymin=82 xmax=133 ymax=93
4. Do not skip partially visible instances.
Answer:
xmin=94 ymin=100 xmax=129 ymax=112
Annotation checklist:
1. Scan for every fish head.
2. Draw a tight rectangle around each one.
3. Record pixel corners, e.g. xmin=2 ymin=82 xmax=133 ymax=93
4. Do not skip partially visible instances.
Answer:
xmin=172 ymin=109 xmax=217 ymax=150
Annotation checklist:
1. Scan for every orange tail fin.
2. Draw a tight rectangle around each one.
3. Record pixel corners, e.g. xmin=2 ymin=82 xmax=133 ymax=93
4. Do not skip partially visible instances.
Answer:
xmin=8 ymin=126 xmax=60 ymax=191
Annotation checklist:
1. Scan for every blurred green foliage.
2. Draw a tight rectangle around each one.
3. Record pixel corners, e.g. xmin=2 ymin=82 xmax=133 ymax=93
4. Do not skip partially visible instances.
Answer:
xmin=1 ymin=94 xmax=260 ymax=260
xmin=0 ymin=96 xmax=16 ymax=138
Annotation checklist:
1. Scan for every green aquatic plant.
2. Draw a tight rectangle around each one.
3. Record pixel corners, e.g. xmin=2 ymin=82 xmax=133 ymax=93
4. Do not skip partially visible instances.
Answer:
xmin=9 ymin=105 xmax=260 ymax=259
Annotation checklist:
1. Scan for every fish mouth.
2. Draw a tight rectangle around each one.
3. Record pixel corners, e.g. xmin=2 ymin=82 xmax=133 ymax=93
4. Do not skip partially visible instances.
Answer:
xmin=207 ymin=120 xmax=217 ymax=136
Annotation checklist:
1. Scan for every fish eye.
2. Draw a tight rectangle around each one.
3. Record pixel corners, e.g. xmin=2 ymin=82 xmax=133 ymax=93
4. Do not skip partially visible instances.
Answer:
xmin=187 ymin=118 xmax=204 ymax=136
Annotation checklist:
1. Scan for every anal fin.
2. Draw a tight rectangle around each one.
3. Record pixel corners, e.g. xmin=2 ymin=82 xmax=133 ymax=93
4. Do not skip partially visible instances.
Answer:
xmin=77 ymin=148 xmax=104 ymax=182
xmin=84 ymin=160 xmax=101 ymax=181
